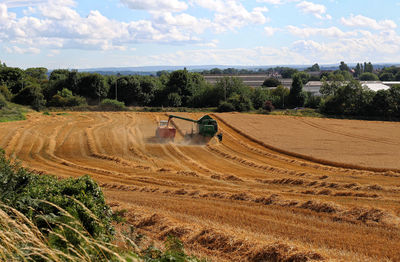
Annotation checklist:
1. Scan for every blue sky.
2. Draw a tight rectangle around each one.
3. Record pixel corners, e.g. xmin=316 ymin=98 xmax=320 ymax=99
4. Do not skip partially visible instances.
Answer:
xmin=1 ymin=0 xmax=400 ymax=69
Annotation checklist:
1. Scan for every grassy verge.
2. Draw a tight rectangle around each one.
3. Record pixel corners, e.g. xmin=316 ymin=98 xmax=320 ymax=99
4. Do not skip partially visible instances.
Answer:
xmin=269 ymin=108 xmax=325 ymax=118
xmin=0 ymin=102 xmax=29 ymax=122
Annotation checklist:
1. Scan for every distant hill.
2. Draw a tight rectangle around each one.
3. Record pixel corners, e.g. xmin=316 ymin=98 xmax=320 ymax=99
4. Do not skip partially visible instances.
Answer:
xmin=69 ymin=63 xmax=400 ymax=76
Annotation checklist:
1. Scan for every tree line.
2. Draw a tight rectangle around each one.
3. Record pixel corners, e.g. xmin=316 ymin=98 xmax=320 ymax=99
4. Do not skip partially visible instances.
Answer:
xmin=1 ymin=61 xmax=400 ymax=119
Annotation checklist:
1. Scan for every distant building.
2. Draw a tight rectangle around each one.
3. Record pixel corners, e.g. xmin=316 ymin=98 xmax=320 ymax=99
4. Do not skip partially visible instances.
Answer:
xmin=360 ymin=81 xmax=390 ymax=92
xmin=203 ymin=74 xmax=268 ymax=88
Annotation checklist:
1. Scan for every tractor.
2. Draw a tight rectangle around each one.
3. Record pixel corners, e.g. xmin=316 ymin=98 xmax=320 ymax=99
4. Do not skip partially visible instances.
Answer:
xmin=155 ymin=114 xmax=222 ymax=143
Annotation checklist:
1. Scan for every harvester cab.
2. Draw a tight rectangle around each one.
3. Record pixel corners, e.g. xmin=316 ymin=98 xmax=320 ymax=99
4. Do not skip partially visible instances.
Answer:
xmin=155 ymin=120 xmax=176 ymax=141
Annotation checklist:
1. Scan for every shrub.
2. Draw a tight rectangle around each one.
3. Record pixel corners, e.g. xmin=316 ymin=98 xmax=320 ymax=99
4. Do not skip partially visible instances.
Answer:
xmin=262 ymin=100 xmax=275 ymax=112
xmin=0 ymin=94 xmax=6 ymax=109
xmin=12 ymin=84 xmax=45 ymax=110
xmin=227 ymin=94 xmax=253 ymax=112
xmin=0 ymin=85 xmax=12 ymax=101
xmin=99 ymin=98 xmax=126 ymax=111
xmin=217 ymin=101 xmax=235 ymax=112
xmin=48 ymin=88 xmax=86 ymax=107
xmin=0 ymin=149 xmax=114 ymax=248
xmin=359 ymin=72 xmax=379 ymax=81
xmin=305 ymin=94 xmax=322 ymax=109
xmin=262 ymin=77 xmax=281 ymax=87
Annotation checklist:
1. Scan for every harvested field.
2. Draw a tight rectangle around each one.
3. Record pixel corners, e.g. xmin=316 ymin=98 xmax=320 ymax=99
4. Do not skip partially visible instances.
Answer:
xmin=218 ymin=113 xmax=400 ymax=171
xmin=1 ymin=112 xmax=400 ymax=261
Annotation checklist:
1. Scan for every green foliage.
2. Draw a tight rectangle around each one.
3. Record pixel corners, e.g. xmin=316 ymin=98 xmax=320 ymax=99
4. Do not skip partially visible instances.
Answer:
xmin=0 ymin=94 xmax=6 ymax=109
xmin=99 ymin=99 xmax=126 ymax=111
xmin=320 ymin=81 xmax=374 ymax=116
xmin=288 ymin=74 xmax=306 ymax=107
xmin=251 ymin=87 xmax=269 ymax=109
xmin=0 ymin=102 xmax=27 ymax=122
xmin=339 ymin=61 xmax=349 ymax=71
xmin=167 ymin=93 xmax=182 ymax=107
xmin=262 ymin=77 xmax=281 ymax=87
xmin=12 ymin=83 xmax=46 ymax=111
xmin=0 ymin=85 xmax=12 ymax=101
xmin=0 ymin=67 xmax=25 ymax=94
xmin=227 ymin=93 xmax=253 ymax=112
xmin=306 ymin=63 xmax=320 ymax=72
xmin=270 ymin=85 xmax=289 ymax=109
xmin=48 ymin=88 xmax=86 ymax=107
xmin=304 ymin=93 xmax=322 ymax=109
xmin=280 ymin=67 xmax=298 ymax=78
xmin=217 ymin=101 xmax=235 ymax=112
xmin=25 ymin=67 xmax=48 ymax=80
xmin=0 ymin=149 xmax=114 ymax=246
xmin=379 ymin=72 xmax=394 ymax=81
xmin=296 ymin=71 xmax=311 ymax=84
xmin=78 ymin=73 xmax=109 ymax=100
xmin=359 ymin=72 xmax=379 ymax=81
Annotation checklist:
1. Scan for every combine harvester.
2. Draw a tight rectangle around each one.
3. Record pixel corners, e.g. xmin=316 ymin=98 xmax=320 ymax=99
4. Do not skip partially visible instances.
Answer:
xmin=156 ymin=114 xmax=222 ymax=143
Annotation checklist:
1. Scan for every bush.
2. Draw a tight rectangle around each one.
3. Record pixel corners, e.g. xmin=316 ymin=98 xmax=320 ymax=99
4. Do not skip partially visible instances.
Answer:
xmin=0 ymin=94 xmax=6 ymax=109
xmin=0 ymin=149 xmax=115 ymax=254
xmin=359 ymin=72 xmax=379 ymax=81
xmin=217 ymin=101 xmax=235 ymax=112
xmin=227 ymin=94 xmax=253 ymax=112
xmin=305 ymin=94 xmax=322 ymax=109
xmin=262 ymin=100 xmax=275 ymax=112
xmin=99 ymin=98 xmax=125 ymax=111
xmin=0 ymin=85 xmax=12 ymax=101
xmin=262 ymin=77 xmax=281 ymax=87
xmin=48 ymin=88 xmax=86 ymax=107
xmin=12 ymin=84 xmax=45 ymax=110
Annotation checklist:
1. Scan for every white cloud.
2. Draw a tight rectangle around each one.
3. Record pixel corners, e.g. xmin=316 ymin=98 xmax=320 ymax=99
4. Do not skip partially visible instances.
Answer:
xmin=264 ymin=26 xmax=278 ymax=36
xmin=1 ymin=0 xmax=48 ymax=8
xmin=121 ymin=0 xmax=188 ymax=12
xmin=257 ymin=0 xmax=299 ymax=4
xmin=5 ymin=45 xmax=40 ymax=54
xmin=286 ymin=25 xmax=357 ymax=38
xmin=296 ymin=1 xmax=330 ymax=20
xmin=192 ymin=0 xmax=269 ymax=32
xmin=341 ymin=14 xmax=397 ymax=31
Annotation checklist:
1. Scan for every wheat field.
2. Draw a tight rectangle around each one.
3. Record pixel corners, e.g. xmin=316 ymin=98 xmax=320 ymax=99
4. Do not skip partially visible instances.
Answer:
xmin=1 ymin=112 xmax=400 ymax=261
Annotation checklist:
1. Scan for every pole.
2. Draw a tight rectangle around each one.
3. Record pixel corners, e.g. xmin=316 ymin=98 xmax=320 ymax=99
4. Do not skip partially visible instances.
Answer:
xmin=115 ymin=80 xmax=117 ymax=100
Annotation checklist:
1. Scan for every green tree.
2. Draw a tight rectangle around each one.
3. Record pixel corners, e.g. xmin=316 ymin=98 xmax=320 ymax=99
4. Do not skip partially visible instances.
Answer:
xmin=215 ymin=76 xmax=246 ymax=101
xmin=306 ymin=63 xmax=320 ymax=72
xmin=167 ymin=92 xmax=182 ymax=107
xmin=370 ymin=90 xmax=393 ymax=117
xmin=0 ymin=85 xmax=12 ymax=101
xmin=280 ymin=67 xmax=298 ymax=78
xmin=77 ymin=73 xmax=109 ymax=101
xmin=227 ymin=93 xmax=253 ymax=112
xmin=270 ymin=85 xmax=289 ymax=108
xmin=379 ymin=72 xmax=394 ymax=81
xmin=0 ymin=67 xmax=25 ymax=94
xmin=262 ymin=77 xmax=281 ymax=87
xmin=288 ymin=74 xmax=305 ymax=107
xmin=364 ymin=62 xmax=373 ymax=73
xmin=251 ymin=87 xmax=269 ymax=109
xmin=25 ymin=67 xmax=48 ymax=80
xmin=339 ymin=61 xmax=349 ymax=71
xmin=320 ymin=81 xmax=374 ymax=116
xmin=359 ymin=72 xmax=379 ymax=81
xmin=12 ymin=83 xmax=46 ymax=110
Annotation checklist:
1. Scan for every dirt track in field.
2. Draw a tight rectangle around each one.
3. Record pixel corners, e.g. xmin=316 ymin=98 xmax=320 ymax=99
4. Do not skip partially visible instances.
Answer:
xmin=1 ymin=112 xmax=400 ymax=261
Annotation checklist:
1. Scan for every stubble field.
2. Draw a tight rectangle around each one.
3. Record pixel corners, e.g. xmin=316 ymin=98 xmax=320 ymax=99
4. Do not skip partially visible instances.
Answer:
xmin=1 ymin=112 xmax=400 ymax=261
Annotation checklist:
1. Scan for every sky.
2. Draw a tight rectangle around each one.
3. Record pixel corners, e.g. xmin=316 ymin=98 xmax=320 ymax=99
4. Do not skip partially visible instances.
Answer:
xmin=1 ymin=0 xmax=400 ymax=69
